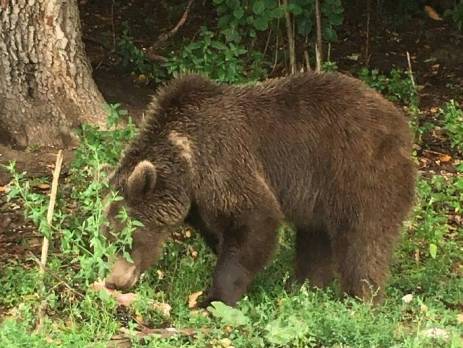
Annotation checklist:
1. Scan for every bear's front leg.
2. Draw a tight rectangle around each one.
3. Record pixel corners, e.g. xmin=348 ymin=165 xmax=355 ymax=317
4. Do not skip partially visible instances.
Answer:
xmin=199 ymin=210 xmax=280 ymax=307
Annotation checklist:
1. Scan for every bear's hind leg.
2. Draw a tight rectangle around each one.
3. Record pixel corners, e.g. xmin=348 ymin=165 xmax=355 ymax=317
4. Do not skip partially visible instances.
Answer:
xmin=333 ymin=222 xmax=398 ymax=303
xmin=295 ymin=226 xmax=334 ymax=288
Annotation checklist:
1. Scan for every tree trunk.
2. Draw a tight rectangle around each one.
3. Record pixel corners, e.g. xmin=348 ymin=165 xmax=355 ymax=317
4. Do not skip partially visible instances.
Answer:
xmin=0 ymin=0 xmax=107 ymax=149
xmin=282 ymin=0 xmax=296 ymax=74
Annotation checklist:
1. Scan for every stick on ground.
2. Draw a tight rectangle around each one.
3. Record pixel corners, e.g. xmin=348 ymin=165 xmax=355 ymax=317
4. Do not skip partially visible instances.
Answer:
xmin=406 ymin=51 xmax=417 ymax=91
xmin=35 ymin=149 xmax=64 ymax=332
xmin=40 ymin=149 xmax=64 ymax=273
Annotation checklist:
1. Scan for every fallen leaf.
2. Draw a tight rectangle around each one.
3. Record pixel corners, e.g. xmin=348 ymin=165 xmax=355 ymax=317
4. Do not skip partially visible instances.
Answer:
xmin=218 ymin=337 xmax=233 ymax=347
xmin=137 ymin=74 xmax=147 ymax=82
xmin=91 ymin=279 xmax=108 ymax=292
xmin=135 ymin=314 xmax=144 ymax=324
xmin=401 ymin=294 xmax=413 ymax=304
xmin=156 ymin=270 xmax=165 ymax=280
xmin=188 ymin=246 xmax=198 ymax=258
xmin=0 ymin=185 xmax=7 ymax=193
xmin=36 ymin=183 xmax=50 ymax=190
xmin=117 ymin=292 xmax=137 ymax=307
xmin=430 ymin=106 xmax=439 ymax=113
xmin=346 ymin=53 xmax=360 ymax=61
xmin=439 ymin=154 xmax=452 ymax=163
xmin=420 ymin=328 xmax=449 ymax=340
xmin=91 ymin=280 xmax=137 ymax=307
xmin=152 ymin=301 xmax=171 ymax=317
xmin=424 ymin=5 xmax=443 ymax=21
xmin=188 ymin=291 xmax=203 ymax=309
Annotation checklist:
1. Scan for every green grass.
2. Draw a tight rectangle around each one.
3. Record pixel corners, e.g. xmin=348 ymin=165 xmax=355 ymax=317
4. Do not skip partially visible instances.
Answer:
xmin=1 ymin=95 xmax=463 ymax=347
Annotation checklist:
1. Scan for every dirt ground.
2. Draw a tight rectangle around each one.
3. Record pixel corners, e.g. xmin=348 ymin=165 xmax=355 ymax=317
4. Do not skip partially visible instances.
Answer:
xmin=0 ymin=2 xmax=462 ymax=267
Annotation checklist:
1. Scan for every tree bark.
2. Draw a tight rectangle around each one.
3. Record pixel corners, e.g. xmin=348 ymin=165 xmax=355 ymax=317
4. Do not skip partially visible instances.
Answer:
xmin=0 ymin=0 xmax=107 ymax=149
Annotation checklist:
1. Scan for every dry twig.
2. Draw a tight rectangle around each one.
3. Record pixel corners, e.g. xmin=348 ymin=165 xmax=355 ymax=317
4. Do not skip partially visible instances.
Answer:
xmin=35 ymin=149 xmax=64 ymax=332
xmin=364 ymin=0 xmax=371 ymax=65
xmin=151 ymin=0 xmax=194 ymax=49
xmin=303 ymin=34 xmax=311 ymax=71
xmin=406 ymin=51 xmax=416 ymax=91
xmin=40 ymin=149 xmax=63 ymax=273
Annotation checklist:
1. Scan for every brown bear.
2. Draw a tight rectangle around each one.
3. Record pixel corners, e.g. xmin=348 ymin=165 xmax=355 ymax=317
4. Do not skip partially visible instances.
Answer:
xmin=103 ymin=71 xmax=416 ymax=306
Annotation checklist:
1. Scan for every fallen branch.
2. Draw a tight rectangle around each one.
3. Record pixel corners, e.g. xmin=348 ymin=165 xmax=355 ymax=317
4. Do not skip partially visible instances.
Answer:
xmin=364 ymin=0 xmax=371 ymax=66
xmin=406 ymin=51 xmax=416 ymax=91
xmin=40 ymin=149 xmax=64 ymax=273
xmin=116 ymin=326 xmax=209 ymax=340
xmin=151 ymin=0 xmax=194 ymax=49
xmin=108 ymin=327 xmax=209 ymax=347
xmin=35 ymin=149 xmax=63 ymax=332
xmin=303 ymin=34 xmax=311 ymax=71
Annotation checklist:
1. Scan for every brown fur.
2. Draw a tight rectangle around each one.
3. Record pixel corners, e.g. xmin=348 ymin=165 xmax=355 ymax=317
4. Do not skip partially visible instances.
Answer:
xmin=103 ymin=72 xmax=416 ymax=306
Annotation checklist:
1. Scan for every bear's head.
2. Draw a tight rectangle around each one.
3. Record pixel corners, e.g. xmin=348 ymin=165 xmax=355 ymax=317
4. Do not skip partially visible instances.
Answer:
xmin=102 ymin=160 xmax=168 ymax=290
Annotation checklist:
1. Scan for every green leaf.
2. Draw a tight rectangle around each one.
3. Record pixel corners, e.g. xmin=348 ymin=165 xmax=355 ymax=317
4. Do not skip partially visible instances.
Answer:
xmin=223 ymin=28 xmax=241 ymax=43
xmin=265 ymin=316 xmax=310 ymax=345
xmin=253 ymin=16 xmax=269 ymax=31
xmin=233 ymin=7 xmax=244 ymax=19
xmin=429 ymin=243 xmax=438 ymax=259
xmin=252 ymin=0 xmax=265 ymax=15
xmin=217 ymin=14 xmax=232 ymax=29
xmin=270 ymin=6 xmax=285 ymax=18
xmin=211 ymin=41 xmax=228 ymax=50
xmin=207 ymin=301 xmax=250 ymax=327
xmin=287 ymin=3 xmax=303 ymax=15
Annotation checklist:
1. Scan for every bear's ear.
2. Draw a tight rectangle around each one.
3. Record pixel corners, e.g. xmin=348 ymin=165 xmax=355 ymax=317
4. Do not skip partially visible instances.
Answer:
xmin=127 ymin=160 xmax=157 ymax=199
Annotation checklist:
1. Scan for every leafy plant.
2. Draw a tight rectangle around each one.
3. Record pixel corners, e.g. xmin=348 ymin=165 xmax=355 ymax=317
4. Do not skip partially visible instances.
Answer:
xmin=117 ymin=22 xmax=167 ymax=83
xmin=165 ymin=27 xmax=250 ymax=83
xmin=265 ymin=315 xmax=311 ymax=345
xmin=358 ymin=67 xmax=418 ymax=106
xmin=441 ymin=100 xmax=463 ymax=153
xmin=213 ymin=0 xmax=284 ymax=42
xmin=446 ymin=1 xmax=463 ymax=31
xmin=6 ymin=105 xmax=138 ymax=285
xmin=207 ymin=301 xmax=250 ymax=327
xmin=288 ymin=0 xmax=343 ymax=41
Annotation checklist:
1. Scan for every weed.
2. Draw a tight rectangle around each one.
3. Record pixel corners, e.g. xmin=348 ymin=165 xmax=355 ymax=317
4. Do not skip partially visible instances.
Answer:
xmin=441 ymin=100 xmax=463 ymax=153
xmin=165 ymin=27 xmax=251 ymax=83
xmin=358 ymin=67 xmax=418 ymax=107
xmin=117 ymin=22 xmax=168 ymax=83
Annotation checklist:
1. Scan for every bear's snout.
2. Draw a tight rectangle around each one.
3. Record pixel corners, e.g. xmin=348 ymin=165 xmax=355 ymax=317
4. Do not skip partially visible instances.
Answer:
xmin=105 ymin=257 xmax=140 ymax=291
